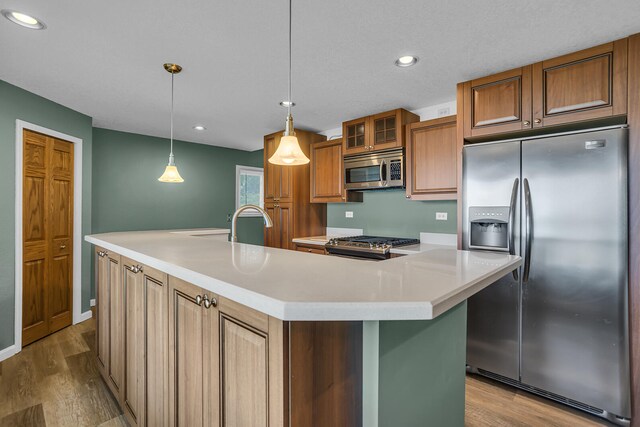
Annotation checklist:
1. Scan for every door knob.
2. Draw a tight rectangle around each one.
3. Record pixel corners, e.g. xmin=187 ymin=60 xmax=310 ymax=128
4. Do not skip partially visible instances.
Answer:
xmin=195 ymin=295 xmax=203 ymax=306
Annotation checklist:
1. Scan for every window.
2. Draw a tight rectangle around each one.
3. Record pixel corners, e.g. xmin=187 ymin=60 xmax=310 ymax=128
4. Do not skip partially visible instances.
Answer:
xmin=236 ymin=165 xmax=264 ymax=216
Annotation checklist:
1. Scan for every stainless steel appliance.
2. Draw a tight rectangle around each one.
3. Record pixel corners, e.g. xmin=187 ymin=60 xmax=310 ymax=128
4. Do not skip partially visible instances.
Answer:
xmin=325 ymin=235 xmax=419 ymax=260
xmin=344 ymin=148 xmax=404 ymax=190
xmin=462 ymin=126 xmax=631 ymax=425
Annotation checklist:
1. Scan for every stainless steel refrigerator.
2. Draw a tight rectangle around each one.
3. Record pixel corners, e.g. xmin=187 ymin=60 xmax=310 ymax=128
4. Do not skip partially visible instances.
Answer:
xmin=462 ymin=126 xmax=631 ymax=425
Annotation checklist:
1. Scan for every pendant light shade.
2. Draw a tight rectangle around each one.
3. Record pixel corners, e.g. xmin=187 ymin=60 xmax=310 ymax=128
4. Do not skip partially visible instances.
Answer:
xmin=268 ymin=0 xmax=309 ymax=166
xmin=159 ymin=63 xmax=185 ymax=183
xmin=268 ymin=114 xmax=309 ymax=165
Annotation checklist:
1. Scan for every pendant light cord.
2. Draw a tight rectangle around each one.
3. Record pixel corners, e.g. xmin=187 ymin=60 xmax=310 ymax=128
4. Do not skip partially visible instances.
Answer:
xmin=170 ymin=72 xmax=175 ymax=158
xmin=288 ymin=0 xmax=292 ymax=117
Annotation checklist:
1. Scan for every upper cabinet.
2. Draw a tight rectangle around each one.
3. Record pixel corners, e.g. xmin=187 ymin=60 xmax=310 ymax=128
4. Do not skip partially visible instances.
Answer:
xmin=309 ymin=139 xmax=362 ymax=203
xmin=462 ymin=66 xmax=532 ymax=138
xmin=532 ymin=40 xmax=627 ymax=128
xmin=460 ymin=39 xmax=628 ymax=140
xmin=343 ymin=108 xmax=419 ymax=154
xmin=406 ymin=116 xmax=458 ymax=201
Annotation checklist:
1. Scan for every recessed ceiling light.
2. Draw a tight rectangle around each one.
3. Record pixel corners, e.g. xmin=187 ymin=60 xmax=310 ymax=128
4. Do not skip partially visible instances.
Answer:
xmin=279 ymin=101 xmax=295 ymax=107
xmin=1 ymin=9 xmax=46 ymax=30
xmin=395 ymin=55 xmax=418 ymax=67
xmin=193 ymin=125 xmax=206 ymax=131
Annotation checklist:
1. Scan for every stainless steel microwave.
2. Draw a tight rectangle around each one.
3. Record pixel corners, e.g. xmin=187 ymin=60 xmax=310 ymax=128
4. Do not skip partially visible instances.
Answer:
xmin=344 ymin=148 xmax=404 ymax=190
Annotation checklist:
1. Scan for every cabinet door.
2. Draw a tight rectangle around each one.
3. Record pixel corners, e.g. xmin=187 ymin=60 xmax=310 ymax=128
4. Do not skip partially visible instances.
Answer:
xmin=107 ymin=252 xmax=124 ymax=399
xmin=123 ymin=260 xmax=168 ymax=427
xmin=279 ymin=203 xmax=293 ymax=250
xmin=95 ymin=249 xmax=110 ymax=375
xmin=264 ymin=203 xmax=278 ymax=248
xmin=406 ymin=116 xmax=458 ymax=200
xmin=168 ymin=277 xmax=219 ymax=427
xmin=264 ymin=133 xmax=291 ymax=203
xmin=310 ymin=140 xmax=344 ymax=202
xmin=463 ymin=66 xmax=532 ymax=138
xmin=218 ymin=298 xmax=269 ymax=427
xmin=343 ymin=117 xmax=370 ymax=154
xmin=532 ymin=39 xmax=628 ymax=128
xmin=264 ymin=134 xmax=280 ymax=202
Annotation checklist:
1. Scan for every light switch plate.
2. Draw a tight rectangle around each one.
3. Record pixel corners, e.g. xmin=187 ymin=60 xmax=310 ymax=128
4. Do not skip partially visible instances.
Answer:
xmin=436 ymin=212 xmax=448 ymax=221
xmin=345 ymin=211 xmax=354 ymax=218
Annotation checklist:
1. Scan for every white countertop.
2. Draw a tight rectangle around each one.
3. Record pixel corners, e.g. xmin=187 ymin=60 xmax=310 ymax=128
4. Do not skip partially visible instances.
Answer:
xmin=86 ymin=230 xmax=521 ymax=321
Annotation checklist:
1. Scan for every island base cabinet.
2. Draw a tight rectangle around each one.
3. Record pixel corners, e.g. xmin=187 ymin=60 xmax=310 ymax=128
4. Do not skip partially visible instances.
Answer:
xmin=122 ymin=259 xmax=169 ymax=427
xmin=168 ymin=277 xmax=219 ymax=427
xmin=95 ymin=248 xmax=124 ymax=402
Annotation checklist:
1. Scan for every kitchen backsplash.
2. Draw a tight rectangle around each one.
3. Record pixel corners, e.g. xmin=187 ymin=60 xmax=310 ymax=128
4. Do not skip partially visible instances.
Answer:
xmin=326 ymin=189 xmax=457 ymax=238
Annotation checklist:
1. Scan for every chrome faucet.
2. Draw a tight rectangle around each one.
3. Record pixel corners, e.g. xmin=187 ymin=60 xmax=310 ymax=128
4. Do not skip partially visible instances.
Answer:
xmin=231 ymin=204 xmax=273 ymax=242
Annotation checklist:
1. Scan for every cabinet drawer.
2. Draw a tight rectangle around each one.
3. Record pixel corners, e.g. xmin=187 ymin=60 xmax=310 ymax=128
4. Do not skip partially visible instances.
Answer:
xmin=295 ymin=244 xmax=326 ymax=255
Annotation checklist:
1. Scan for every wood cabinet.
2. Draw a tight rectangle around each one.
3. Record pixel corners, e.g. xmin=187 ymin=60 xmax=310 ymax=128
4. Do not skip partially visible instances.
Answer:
xmin=532 ymin=40 xmax=627 ymax=128
xmin=309 ymin=139 xmax=362 ymax=203
xmin=405 ymin=116 xmax=458 ymax=200
xmin=95 ymin=248 xmax=124 ymax=401
xmin=462 ymin=66 xmax=533 ymax=138
xmin=168 ymin=277 xmax=218 ymax=427
xmin=294 ymin=242 xmax=327 ymax=255
xmin=461 ymin=39 xmax=628 ymax=140
xmin=167 ymin=277 xmax=283 ymax=427
xmin=263 ymin=129 xmax=327 ymax=250
xmin=122 ymin=259 xmax=168 ymax=427
xmin=94 ymin=248 xmax=362 ymax=427
xmin=343 ymin=108 xmax=419 ymax=154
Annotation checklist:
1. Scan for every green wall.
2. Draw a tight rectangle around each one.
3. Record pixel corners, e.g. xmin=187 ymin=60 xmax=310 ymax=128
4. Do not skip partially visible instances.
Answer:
xmin=91 ymin=128 xmax=265 ymax=295
xmin=0 ymin=79 xmax=93 ymax=350
xmin=327 ymin=190 xmax=457 ymax=237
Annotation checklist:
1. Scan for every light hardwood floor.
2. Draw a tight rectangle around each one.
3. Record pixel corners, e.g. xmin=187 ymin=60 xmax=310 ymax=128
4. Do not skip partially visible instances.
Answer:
xmin=0 ymin=318 xmax=613 ymax=427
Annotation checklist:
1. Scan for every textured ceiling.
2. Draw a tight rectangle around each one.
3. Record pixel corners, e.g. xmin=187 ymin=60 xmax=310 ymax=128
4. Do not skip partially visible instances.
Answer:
xmin=1 ymin=0 xmax=640 ymax=151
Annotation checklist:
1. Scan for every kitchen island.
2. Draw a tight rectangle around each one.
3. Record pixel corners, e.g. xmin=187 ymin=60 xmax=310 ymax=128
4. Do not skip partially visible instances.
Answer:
xmin=86 ymin=230 xmax=520 ymax=426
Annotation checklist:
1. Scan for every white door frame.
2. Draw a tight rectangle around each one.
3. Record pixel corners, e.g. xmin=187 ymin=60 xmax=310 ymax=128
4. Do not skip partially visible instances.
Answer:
xmin=13 ymin=119 xmax=85 ymax=355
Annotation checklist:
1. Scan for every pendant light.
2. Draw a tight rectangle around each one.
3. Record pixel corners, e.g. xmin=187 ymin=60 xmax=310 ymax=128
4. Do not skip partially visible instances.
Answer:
xmin=158 ymin=63 xmax=185 ymax=183
xmin=268 ymin=0 xmax=309 ymax=166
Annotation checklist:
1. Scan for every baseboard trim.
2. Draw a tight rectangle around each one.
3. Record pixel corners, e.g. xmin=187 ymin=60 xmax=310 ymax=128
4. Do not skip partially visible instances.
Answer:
xmin=77 ymin=310 xmax=93 ymax=323
xmin=90 ymin=299 xmax=96 ymax=307
xmin=0 ymin=344 xmax=18 ymax=362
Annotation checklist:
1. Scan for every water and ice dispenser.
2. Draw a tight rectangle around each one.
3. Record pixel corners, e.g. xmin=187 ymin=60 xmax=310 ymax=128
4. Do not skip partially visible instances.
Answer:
xmin=468 ymin=206 xmax=511 ymax=252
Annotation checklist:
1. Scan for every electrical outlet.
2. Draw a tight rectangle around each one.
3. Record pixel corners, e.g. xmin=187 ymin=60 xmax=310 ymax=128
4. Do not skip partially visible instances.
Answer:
xmin=437 ymin=107 xmax=451 ymax=117
xmin=227 ymin=214 xmax=231 ymax=222
xmin=345 ymin=211 xmax=354 ymax=218
xmin=436 ymin=212 xmax=448 ymax=221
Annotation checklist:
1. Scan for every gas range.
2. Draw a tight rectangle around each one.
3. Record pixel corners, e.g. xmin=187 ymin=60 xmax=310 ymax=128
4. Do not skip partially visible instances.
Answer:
xmin=325 ymin=235 xmax=420 ymax=260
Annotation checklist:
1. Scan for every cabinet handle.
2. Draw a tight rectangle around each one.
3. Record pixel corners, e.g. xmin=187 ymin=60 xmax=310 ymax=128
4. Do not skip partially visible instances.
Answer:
xmin=195 ymin=295 xmax=203 ymax=306
xmin=202 ymin=294 xmax=217 ymax=309
xmin=60 ymin=244 xmax=67 ymax=249
xmin=125 ymin=264 xmax=144 ymax=274
xmin=523 ymin=120 xmax=530 ymax=126
xmin=534 ymin=118 xmax=542 ymax=124
xmin=406 ymin=195 xmax=411 ymax=199
xmin=97 ymin=251 xmax=105 ymax=257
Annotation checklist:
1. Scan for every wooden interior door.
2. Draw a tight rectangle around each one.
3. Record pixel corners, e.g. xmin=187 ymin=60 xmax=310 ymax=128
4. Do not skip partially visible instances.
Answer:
xmin=22 ymin=129 xmax=74 ymax=346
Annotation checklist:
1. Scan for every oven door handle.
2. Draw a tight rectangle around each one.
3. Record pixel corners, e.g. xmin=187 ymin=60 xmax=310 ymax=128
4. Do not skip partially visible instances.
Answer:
xmin=509 ymin=177 xmax=519 ymax=281
xmin=380 ymin=159 xmax=387 ymax=186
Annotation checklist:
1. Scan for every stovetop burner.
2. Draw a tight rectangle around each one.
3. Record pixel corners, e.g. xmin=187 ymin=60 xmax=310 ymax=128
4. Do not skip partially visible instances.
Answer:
xmin=325 ymin=235 xmax=420 ymax=260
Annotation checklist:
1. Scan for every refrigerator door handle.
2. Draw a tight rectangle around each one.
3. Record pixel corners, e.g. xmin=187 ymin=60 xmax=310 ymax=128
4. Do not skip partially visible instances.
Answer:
xmin=523 ymin=178 xmax=532 ymax=282
xmin=509 ymin=178 xmax=519 ymax=280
